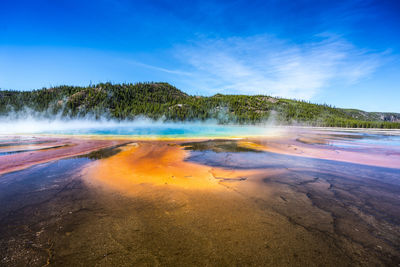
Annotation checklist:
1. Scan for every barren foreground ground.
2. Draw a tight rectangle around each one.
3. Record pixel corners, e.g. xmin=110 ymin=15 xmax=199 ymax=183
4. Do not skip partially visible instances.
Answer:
xmin=0 ymin=130 xmax=399 ymax=266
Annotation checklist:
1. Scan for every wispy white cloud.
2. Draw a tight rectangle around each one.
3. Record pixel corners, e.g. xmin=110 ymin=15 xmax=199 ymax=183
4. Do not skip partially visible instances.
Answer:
xmin=124 ymin=59 xmax=193 ymax=76
xmin=170 ymin=34 xmax=385 ymax=99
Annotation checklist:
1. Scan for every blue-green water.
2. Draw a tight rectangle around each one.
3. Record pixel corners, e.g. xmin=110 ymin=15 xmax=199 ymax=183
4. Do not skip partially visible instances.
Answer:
xmin=1 ymin=119 xmax=400 ymax=145
xmin=0 ymin=120 xmax=276 ymax=138
xmin=47 ymin=124 xmax=272 ymax=137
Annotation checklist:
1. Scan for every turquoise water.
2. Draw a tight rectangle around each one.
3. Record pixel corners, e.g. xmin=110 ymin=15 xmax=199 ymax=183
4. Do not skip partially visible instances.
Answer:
xmin=1 ymin=119 xmax=399 ymax=144
xmin=0 ymin=120 xmax=279 ymax=137
xmin=43 ymin=123 xmax=273 ymax=138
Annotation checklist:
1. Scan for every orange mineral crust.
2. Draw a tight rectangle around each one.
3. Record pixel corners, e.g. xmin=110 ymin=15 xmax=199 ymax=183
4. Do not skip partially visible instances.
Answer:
xmin=83 ymin=142 xmax=258 ymax=193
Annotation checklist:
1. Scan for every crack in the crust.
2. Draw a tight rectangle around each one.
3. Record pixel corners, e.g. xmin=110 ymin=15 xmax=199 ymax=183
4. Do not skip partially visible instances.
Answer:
xmin=212 ymin=169 xmax=360 ymax=263
xmin=214 ymin=176 xmax=247 ymax=181
xmin=261 ymin=169 xmax=400 ymax=265
xmin=0 ymin=176 xmax=99 ymax=267
xmin=303 ymin=178 xmax=400 ymax=264
xmin=251 ymin=195 xmax=357 ymax=264
xmin=327 ymin=187 xmax=400 ymax=251
xmin=2 ymin=140 xmax=400 ymax=265
xmin=41 ymin=239 xmax=54 ymax=267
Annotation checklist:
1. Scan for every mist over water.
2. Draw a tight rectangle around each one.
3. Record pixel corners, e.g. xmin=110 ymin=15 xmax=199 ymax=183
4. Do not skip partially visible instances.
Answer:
xmin=0 ymin=117 xmax=282 ymax=137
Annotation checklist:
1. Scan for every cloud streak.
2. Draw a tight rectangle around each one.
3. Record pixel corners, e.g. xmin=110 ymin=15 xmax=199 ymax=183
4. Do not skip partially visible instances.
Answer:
xmin=124 ymin=60 xmax=193 ymax=76
xmin=171 ymin=34 xmax=385 ymax=99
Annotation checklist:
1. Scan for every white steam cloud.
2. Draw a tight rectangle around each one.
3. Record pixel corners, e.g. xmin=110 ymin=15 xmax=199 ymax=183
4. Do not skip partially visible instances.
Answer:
xmin=0 ymin=116 xmax=284 ymax=138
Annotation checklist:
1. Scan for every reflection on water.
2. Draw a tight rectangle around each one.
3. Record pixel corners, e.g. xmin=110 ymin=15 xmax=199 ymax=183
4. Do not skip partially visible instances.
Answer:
xmin=0 ymin=131 xmax=399 ymax=266
xmin=297 ymin=131 xmax=400 ymax=148
xmin=335 ymin=134 xmax=400 ymax=147
xmin=0 ymin=144 xmax=69 ymax=156
xmin=0 ymin=140 xmax=51 ymax=147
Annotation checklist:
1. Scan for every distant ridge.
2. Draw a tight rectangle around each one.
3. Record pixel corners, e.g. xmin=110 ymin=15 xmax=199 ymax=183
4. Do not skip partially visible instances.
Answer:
xmin=1 ymin=82 xmax=399 ymax=128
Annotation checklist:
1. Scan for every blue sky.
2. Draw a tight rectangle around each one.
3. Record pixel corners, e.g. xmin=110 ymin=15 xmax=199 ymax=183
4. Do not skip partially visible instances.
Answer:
xmin=1 ymin=0 xmax=399 ymax=112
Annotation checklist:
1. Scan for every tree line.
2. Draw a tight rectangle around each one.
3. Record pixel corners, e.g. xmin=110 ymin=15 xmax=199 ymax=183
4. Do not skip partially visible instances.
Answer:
xmin=0 ymin=82 xmax=399 ymax=129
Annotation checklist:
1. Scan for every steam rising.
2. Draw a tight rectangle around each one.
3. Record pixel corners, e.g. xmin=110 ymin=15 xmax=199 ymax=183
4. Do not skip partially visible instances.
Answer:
xmin=0 ymin=116 xmax=283 ymax=138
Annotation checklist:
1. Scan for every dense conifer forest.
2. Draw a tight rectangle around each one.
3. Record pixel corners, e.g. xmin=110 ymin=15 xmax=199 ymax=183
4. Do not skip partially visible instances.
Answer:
xmin=1 ymin=82 xmax=399 ymax=128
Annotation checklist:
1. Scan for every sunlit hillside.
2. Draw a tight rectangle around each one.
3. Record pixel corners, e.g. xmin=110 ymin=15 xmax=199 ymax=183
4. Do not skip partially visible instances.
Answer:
xmin=1 ymin=82 xmax=399 ymax=128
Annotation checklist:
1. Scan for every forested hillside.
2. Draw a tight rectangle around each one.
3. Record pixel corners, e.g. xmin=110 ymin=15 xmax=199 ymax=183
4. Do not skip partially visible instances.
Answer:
xmin=1 ymin=82 xmax=399 ymax=128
